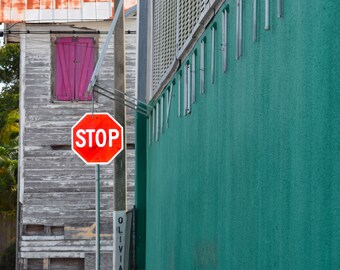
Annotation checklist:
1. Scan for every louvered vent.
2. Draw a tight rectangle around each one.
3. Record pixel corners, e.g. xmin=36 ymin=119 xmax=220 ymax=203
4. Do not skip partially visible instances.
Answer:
xmin=152 ymin=0 xmax=210 ymax=92
xmin=153 ymin=0 xmax=177 ymax=91
xmin=177 ymin=0 xmax=200 ymax=51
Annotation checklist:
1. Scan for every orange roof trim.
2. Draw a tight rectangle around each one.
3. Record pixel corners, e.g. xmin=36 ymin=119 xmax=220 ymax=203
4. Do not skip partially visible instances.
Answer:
xmin=124 ymin=0 xmax=136 ymax=10
xmin=0 ymin=0 xmax=137 ymax=23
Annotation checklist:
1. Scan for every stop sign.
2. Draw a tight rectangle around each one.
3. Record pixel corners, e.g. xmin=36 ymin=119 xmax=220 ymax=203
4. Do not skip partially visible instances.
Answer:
xmin=71 ymin=113 xmax=124 ymax=164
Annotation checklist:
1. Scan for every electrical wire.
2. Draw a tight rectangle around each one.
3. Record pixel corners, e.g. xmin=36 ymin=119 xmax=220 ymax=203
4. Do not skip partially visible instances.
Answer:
xmin=6 ymin=33 xmax=106 ymax=51
xmin=4 ymin=28 xmax=135 ymax=50
xmin=95 ymin=83 xmax=151 ymax=109
xmin=93 ymin=84 xmax=150 ymax=116
xmin=94 ymin=88 xmax=149 ymax=117
xmin=1 ymin=30 xmax=136 ymax=35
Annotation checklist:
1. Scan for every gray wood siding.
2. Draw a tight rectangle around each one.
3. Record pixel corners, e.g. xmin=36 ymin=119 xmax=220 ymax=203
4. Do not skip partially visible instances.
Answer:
xmin=18 ymin=18 xmax=136 ymax=268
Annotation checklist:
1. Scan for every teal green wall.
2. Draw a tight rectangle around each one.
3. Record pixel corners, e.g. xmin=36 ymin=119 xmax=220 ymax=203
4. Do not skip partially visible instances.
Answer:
xmin=135 ymin=112 xmax=147 ymax=270
xmin=140 ymin=1 xmax=340 ymax=269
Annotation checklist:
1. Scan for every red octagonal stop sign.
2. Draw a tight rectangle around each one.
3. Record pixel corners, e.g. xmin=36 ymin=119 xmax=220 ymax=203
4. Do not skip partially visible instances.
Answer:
xmin=72 ymin=113 xmax=124 ymax=165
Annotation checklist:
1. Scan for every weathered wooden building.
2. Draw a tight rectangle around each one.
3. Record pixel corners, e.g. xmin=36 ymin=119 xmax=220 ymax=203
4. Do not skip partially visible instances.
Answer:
xmin=1 ymin=1 xmax=137 ymax=269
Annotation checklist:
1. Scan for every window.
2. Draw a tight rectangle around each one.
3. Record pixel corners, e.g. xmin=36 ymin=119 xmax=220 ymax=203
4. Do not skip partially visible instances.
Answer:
xmin=236 ymin=0 xmax=243 ymax=59
xmin=200 ymin=38 xmax=206 ymax=94
xmin=152 ymin=107 xmax=156 ymax=142
xmin=253 ymin=0 xmax=258 ymax=42
xmin=211 ymin=24 xmax=216 ymax=84
xmin=160 ymin=95 xmax=164 ymax=134
xmin=149 ymin=109 xmax=152 ymax=145
xmin=265 ymin=0 xmax=270 ymax=30
xmin=166 ymin=82 xmax=174 ymax=128
xmin=191 ymin=51 xmax=197 ymax=103
xmin=156 ymin=101 xmax=159 ymax=142
xmin=222 ymin=7 xmax=229 ymax=72
xmin=184 ymin=62 xmax=191 ymax=115
xmin=54 ymin=37 xmax=95 ymax=101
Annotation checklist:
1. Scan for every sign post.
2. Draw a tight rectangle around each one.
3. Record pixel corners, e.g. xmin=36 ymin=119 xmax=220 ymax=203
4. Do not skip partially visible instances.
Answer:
xmin=113 ymin=211 xmax=126 ymax=270
xmin=113 ymin=0 xmax=127 ymax=269
xmin=72 ymin=113 xmax=124 ymax=270
xmin=96 ymin=164 xmax=101 ymax=270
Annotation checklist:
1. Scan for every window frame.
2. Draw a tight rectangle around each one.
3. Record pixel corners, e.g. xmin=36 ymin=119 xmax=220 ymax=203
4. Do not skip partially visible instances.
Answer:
xmin=51 ymin=34 xmax=99 ymax=103
xmin=200 ymin=37 xmax=206 ymax=95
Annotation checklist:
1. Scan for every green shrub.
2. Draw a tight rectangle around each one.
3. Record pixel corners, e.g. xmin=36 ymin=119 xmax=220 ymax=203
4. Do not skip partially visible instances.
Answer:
xmin=0 ymin=242 xmax=16 ymax=270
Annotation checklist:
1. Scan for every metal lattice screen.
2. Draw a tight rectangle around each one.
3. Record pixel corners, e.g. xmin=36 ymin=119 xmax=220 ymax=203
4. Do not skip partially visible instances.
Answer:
xmin=152 ymin=0 xmax=209 ymax=92
xmin=177 ymin=0 xmax=200 ymax=51
xmin=153 ymin=0 xmax=177 ymax=91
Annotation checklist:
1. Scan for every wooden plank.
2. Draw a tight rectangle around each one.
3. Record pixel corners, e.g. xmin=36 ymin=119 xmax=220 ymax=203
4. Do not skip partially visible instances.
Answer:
xmin=24 ymin=173 xmax=113 ymax=181
xmin=21 ymin=239 xmax=113 ymax=248
xmin=20 ymin=252 xmax=85 ymax=259
xmin=26 ymin=114 xmax=86 ymax=122
xmin=24 ymin=159 xmax=91 ymax=169
xmin=21 ymin=245 xmax=113 ymax=253
xmin=22 ymin=169 xmax=114 ymax=179
xmin=24 ymin=146 xmax=134 ymax=158
xmin=24 ymin=156 xmax=134 ymax=169
xmin=23 ymin=201 xmax=113 ymax=212
xmin=23 ymin=167 xmax=102 ymax=176
xmin=64 ymin=222 xmax=113 ymax=240
xmin=24 ymin=180 xmax=114 ymax=193
xmin=22 ymin=209 xmax=114 ymax=224
xmin=22 ymin=236 xmax=65 ymax=241
xmin=25 ymin=108 xmax=92 ymax=116
xmin=23 ymin=192 xmax=115 ymax=210
xmin=43 ymin=258 xmax=49 ymax=270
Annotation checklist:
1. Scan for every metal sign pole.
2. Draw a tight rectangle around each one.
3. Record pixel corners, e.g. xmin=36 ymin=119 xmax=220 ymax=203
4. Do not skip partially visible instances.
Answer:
xmin=96 ymin=164 xmax=101 ymax=270
xmin=86 ymin=0 xmax=124 ymax=94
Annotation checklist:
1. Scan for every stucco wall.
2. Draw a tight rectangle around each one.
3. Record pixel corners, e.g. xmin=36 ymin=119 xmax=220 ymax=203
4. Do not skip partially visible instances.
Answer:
xmin=140 ymin=0 xmax=340 ymax=269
